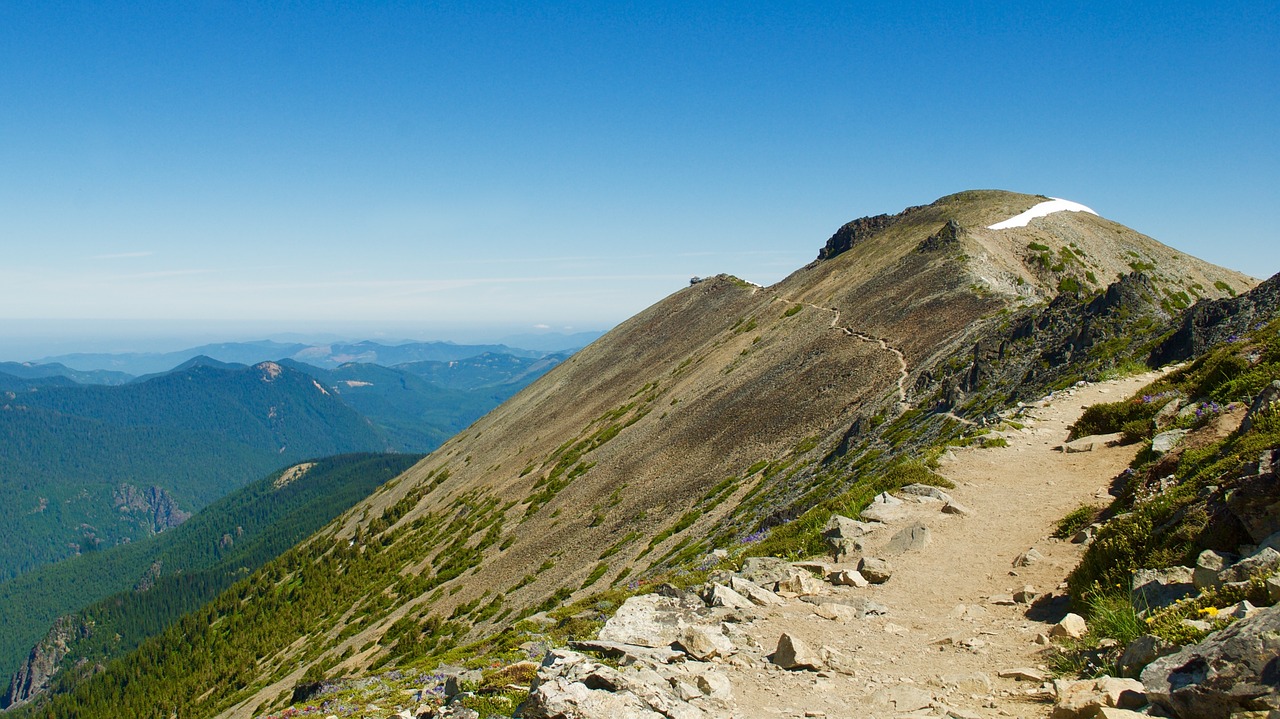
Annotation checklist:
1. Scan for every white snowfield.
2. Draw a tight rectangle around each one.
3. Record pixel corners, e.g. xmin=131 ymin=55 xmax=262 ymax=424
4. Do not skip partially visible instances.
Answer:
xmin=987 ymin=197 xmax=1097 ymax=230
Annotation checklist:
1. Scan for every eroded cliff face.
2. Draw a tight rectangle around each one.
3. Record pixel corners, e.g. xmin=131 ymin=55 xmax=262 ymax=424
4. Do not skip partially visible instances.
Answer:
xmin=2 ymin=616 xmax=89 ymax=709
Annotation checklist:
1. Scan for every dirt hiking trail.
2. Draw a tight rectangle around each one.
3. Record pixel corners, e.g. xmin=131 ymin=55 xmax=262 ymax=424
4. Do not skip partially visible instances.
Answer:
xmin=717 ymin=371 xmax=1162 ymax=719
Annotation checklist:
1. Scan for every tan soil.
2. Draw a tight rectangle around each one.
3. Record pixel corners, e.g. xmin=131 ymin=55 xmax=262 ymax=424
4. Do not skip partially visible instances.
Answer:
xmin=716 ymin=371 xmax=1165 ymax=719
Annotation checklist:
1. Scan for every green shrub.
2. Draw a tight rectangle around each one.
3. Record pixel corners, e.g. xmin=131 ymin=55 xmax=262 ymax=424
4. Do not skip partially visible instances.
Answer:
xmin=1053 ymin=504 xmax=1101 ymax=539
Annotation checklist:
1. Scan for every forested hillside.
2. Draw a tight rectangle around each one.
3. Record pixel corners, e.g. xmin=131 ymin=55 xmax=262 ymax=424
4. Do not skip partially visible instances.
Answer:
xmin=0 ymin=453 xmax=423 ymax=707
xmin=0 ymin=361 xmax=387 ymax=579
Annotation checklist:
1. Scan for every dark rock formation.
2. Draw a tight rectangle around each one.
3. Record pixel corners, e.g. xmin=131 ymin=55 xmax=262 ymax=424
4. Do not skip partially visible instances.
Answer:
xmin=1141 ymin=604 xmax=1280 ymax=718
xmin=112 ymin=484 xmax=191 ymax=534
xmin=917 ymin=219 xmax=963 ymax=252
xmin=1150 ymin=272 xmax=1280 ymax=366
xmin=2 ymin=616 xmax=89 ymax=709
xmin=816 ymin=203 xmax=926 ymax=260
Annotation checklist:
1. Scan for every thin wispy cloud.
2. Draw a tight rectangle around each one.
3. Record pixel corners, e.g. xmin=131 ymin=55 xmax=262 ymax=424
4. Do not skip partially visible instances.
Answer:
xmin=91 ymin=251 xmax=154 ymax=260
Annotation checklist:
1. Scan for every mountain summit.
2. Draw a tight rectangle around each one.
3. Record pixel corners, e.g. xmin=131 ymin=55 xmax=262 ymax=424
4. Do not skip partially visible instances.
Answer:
xmin=24 ymin=190 xmax=1259 ymax=719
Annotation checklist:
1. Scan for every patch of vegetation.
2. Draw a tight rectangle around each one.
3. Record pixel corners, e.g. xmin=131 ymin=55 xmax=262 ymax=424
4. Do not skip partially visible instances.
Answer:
xmin=783 ymin=304 xmax=804 ymax=318
xmin=1053 ymin=504 xmax=1102 ymax=540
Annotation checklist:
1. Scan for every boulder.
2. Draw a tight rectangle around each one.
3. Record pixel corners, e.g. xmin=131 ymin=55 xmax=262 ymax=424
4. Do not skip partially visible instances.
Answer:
xmin=1118 ymin=634 xmax=1177 ymax=677
xmin=738 ymin=556 xmax=790 ymax=587
xmin=676 ymin=625 xmax=735 ymax=661
xmin=1050 ymin=677 xmax=1145 ymax=719
xmin=522 ymin=650 xmax=703 ymax=719
xmin=857 ymin=557 xmax=893 ymax=584
xmin=827 ymin=537 xmax=867 ymax=563
xmin=1050 ymin=613 xmax=1089 ymax=639
xmin=704 ymin=584 xmax=753 ymax=610
xmin=1013 ymin=548 xmax=1044 ymax=567
xmin=771 ymin=633 xmax=823 ymax=671
xmin=1132 ymin=566 xmax=1196 ymax=612
xmin=883 ymin=522 xmax=932 ymax=555
xmin=1267 ymin=575 xmax=1280 ymax=604
xmin=1225 ymin=457 xmax=1280 ymax=543
xmin=597 ymin=595 xmax=687 ymax=648
xmin=822 ymin=514 xmax=880 ymax=540
xmin=1014 ymin=585 xmax=1038 ymax=604
xmin=1239 ymin=380 xmax=1280 ymax=435
xmin=1217 ymin=547 xmax=1280 ymax=584
xmin=1193 ymin=550 xmax=1234 ymax=591
xmin=1151 ymin=429 xmax=1189 ymax=454
xmin=819 ymin=645 xmax=859 ymax=675
xmin=775 ymin=571 xmax=825 ymax=596
xmin=727 ymin=577 xmax=783 ymax=607
xmin=1142 ymin=604 xmax=1280 ymax=718
xmin=827 ymin=569 xmax=868 ymax=587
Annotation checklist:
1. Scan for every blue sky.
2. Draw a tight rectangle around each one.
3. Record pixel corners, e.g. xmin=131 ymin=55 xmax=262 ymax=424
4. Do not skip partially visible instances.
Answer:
xmin=1 ymin=1 xmax=1276 ymax=352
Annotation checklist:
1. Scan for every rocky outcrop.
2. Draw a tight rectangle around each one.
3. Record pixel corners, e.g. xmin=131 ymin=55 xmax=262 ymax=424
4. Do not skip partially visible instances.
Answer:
xmin=2 ymin=616 xmax=90 ymax=709
xmin=1141 ymin=603 xmax=1280 ymax=718
xmin=1150 ymin=272 xmax=1280 ymax=366
xmin=917 ymin=219 xmax=964 ymax=252
xmin=112 ymin=484 xmax=190 ymax=533
xmin=816 ymin=213 xmax=897 ymax=261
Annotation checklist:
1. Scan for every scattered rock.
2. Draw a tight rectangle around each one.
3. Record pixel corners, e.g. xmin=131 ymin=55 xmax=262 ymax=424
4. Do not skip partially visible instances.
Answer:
xmin=1266 ymin=575 xmax=1280 ymax=604
xmin=861 ymin=494 xmax=908 ymax=523
xmin=989 ymin=594 xmax=1017 ymax=606
xmin=1050 ymin=677 xmax=1145 ymax=719
xmin=522 ymin=649 xmax=702 ymax=719
xmin=999 ymin=667 xmax=1048 ymax=682
xmin=1014 ymin=585 xmax=1038 ymax=604
xmin=1131 ymin=566 xmax=1196 ymax=612
xmin=1142 ymin=604 xmax=1280 ymax=718
xmin=899 ymin=483 xmax=953 ymax=502
xmin=1064 ymin=440 xmax=1095 ymax=453
xmin=771 ymin=633 xmax=823 ymax=671
xmin=1050 ymin=613 xmax=1088 ymax=639
xmin=1217 ymin=546 xmax=1280 ymax=584
xmin=857 ymin=557 xmax=893 ymax=584
xmin=1013 ymin=548 xmax=1044 ymax=567
xmin=569 ymin=640 xmax=686 ymax=665
xmin=727 ymin=577 xmax=783 ymax=607
xmin=883 ymin=522 xmax=932 ymax=555
xmin=826 ymin=569 xmax=868 ymax=587
xmin=941 ymin=501 xmax=973 ymax=516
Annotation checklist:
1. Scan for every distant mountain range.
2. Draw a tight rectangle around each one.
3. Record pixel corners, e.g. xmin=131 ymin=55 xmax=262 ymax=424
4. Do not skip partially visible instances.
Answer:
xmin=0 ymin=345 xmax=570 ymax=583
xmin=29 ymin=335 xmax=599 ymax=378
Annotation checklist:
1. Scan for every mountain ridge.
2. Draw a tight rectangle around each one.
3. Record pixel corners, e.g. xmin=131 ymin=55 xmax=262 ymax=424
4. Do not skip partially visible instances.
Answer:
xmin=13 ymin=189 xmax=1263 ymax=719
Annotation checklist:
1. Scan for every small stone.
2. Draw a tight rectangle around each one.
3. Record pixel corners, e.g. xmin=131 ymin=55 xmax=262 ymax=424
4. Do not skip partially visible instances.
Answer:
xmin=1050 ymin=613 xmax=1088 ymax=639
xmin=705 ymin=583 xmax=754 ymax=610
xmin=941 ymin=501 xmax=973 ymax=516
xmin=776 ymin=571 xmax=826 ymax=596
xmin=1014 ymin=585 xmax=1038 ymax=604
xmin=820 ymin=645 xmax=859 ymax=675
xmin=677 ymin=624 xmax=736 ymax=660
xmin=989 ymin=594 xmax=1017 ymax=606
xmin=1266 ymin=575 xmax=1280 ymax=604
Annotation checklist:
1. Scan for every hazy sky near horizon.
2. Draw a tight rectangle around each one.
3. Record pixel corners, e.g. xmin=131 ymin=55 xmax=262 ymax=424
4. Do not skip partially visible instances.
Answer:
xmin=2 ymin=2 xmax=1276 ymax=346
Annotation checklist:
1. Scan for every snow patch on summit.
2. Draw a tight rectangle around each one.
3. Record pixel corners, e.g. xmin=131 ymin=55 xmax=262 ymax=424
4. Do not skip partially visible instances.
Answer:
xmin=988 ymin=198 xmax=1097 ymax=230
